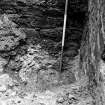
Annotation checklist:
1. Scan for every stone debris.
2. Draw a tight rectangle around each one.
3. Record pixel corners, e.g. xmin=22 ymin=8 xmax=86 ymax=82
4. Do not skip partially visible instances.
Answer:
xmin=18 ymin=44 xmax=58 ymax=83
xmin=0 ymin=42 xmax=93 ymax=105
xmin=0 ymin=14 xmax=26 ymax=51
xmin=0 ymin=70 xmax=93 ymax=105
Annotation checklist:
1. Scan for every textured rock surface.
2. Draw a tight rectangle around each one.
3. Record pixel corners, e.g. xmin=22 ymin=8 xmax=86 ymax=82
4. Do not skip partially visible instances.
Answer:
xmin=80 ymin=0 xmax=105 ymax=105
xmin=0 ymin=14 xmax=26 ymax=51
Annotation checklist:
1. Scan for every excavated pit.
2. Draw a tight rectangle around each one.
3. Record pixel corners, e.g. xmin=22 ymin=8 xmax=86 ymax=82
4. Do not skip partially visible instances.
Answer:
xmin=0 ymin=0 xmax=105 ymax=105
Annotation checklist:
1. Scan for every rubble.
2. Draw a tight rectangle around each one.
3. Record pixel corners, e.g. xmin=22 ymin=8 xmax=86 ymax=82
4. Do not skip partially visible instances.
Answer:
xmin=0 ymin=14 xmax=26 ymax=51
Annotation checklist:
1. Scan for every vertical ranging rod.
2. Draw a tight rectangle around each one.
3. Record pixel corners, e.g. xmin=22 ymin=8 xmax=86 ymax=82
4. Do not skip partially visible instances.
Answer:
xmin=59 ymin=0 xmax=68 ymax=73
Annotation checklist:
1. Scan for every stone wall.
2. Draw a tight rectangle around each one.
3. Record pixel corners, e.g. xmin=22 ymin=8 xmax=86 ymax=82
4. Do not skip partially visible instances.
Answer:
xmin=80 ymin=0 xmax=105 ymax=104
